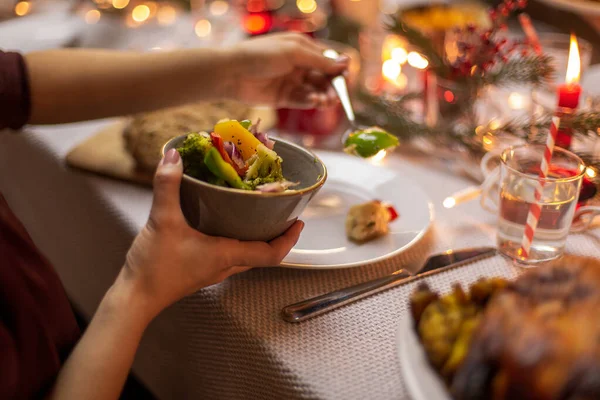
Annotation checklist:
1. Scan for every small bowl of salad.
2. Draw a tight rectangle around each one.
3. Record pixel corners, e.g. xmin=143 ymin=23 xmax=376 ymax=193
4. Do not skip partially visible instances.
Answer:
xmin=162 ymin=118 xmax=327 ymax=242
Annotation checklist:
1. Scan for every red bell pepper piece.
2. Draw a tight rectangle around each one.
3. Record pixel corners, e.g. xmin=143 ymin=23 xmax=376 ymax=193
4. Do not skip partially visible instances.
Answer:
xmin=386 ymin=205 xmax=399 ymax=221
xmin=374 ymin=199 xmax=399 ymax=222
xmin=210 ymin=132 xmax=247 ymax=176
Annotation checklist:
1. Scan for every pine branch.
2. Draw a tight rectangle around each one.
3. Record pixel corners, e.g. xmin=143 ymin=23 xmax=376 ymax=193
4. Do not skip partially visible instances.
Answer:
xmin=481 ymin=55 xmax=556 ymax=87
xmin=563 ymin=112 xmax=600 ymax=136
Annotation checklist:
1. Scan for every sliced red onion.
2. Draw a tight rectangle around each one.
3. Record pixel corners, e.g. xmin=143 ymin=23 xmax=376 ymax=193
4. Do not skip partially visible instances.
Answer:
xmin=223 ymin=141 xmax=234 ymax=157
xmin=256 ymin=181 xmax=299 ymax=193
xmin=249 ymin=118 xmax=275 ymax=150
xmin=229 ymin=142 xmax=245 ymax=169
xmin=255 ymin=132 xmax=275 ymax=150
xmin=249 ymin=118 xmax=261 ymax=135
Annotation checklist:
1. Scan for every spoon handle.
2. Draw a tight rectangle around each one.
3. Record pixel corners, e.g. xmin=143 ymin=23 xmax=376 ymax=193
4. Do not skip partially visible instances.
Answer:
xmin=331 ymin=75 xmax=355 ymax=127
xmin=323 ymin=49 xmax=356 ymax=128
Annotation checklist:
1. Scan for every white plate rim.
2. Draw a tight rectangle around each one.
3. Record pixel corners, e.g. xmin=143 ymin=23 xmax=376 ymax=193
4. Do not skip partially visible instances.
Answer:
xmin=279 ymin=164 xmax=435 ymax=269
xmin=396 ymin=317 xmax=453 ymax=400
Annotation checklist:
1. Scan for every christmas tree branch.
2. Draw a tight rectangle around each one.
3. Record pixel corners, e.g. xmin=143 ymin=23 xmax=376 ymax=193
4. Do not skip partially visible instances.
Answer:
xmin=480 ymin=54 xmax=556 ymax=87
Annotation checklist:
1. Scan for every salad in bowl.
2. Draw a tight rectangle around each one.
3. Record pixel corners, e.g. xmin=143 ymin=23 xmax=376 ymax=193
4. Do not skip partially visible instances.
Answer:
xmin=177 ymin=119 xmax=296 ymax=193
xmin=162 ymin=118 xmax=326 ymax=241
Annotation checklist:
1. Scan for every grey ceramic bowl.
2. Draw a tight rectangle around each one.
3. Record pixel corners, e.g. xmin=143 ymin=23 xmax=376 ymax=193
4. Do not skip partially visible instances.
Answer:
xmin=162 ymin=135 xmax=327 ymax=242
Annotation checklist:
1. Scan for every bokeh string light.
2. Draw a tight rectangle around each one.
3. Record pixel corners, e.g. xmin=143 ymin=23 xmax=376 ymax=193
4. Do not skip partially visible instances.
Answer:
xmin=14 ymin=1 xmax=31 ymax=16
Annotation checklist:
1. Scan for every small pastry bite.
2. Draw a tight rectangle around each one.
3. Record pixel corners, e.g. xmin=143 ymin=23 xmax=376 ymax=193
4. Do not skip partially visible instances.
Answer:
xmin=346 ymin=200 xmax=398 ymax=242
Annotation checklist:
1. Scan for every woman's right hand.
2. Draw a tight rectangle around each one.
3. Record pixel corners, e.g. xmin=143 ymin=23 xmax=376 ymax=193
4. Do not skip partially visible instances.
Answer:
xmin=117 ymin=149 xmax=303 ymax=320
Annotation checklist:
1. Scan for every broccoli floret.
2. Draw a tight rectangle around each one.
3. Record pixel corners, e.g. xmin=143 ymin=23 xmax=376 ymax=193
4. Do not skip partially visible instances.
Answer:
xmin=176 ymin=132 xmax=213 ymax=181
xmin=244 ymin=144 xmax=284 ymax=189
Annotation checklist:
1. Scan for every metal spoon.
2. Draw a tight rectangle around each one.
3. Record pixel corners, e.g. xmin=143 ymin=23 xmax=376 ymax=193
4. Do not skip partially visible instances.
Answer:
xmin=323 ymin=49 xmax=361 ymax=145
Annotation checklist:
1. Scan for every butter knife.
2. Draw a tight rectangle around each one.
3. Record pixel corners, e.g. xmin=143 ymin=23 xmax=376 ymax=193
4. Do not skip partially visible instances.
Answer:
xmin=281 ymin=247 xmax=497 ymax=323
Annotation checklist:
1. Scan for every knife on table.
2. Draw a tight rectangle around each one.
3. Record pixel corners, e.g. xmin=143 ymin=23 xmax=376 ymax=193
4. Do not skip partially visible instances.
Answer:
xmin=281 ymin=247 xmax=497 ymax=323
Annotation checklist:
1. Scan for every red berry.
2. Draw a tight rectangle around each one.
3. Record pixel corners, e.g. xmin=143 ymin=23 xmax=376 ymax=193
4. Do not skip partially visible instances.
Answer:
xmin=521 ymin=49 xmax=529 ymax=56
xmin=489 ymin=9 xmax=497 ymax=20
xmin=517 ymin=0 xmax=527 ymax=7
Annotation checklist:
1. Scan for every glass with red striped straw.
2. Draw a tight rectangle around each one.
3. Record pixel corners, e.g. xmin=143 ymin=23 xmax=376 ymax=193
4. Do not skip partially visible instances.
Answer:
xmin=495 ymin=144 xmax=586 ymax=264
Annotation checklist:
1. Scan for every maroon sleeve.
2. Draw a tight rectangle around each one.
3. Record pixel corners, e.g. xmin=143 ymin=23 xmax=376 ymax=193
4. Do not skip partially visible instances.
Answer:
xmin=0 ymin=51 xmax=30 ymax=130
xmin=0 ymin=193 xmax=81 ymax=399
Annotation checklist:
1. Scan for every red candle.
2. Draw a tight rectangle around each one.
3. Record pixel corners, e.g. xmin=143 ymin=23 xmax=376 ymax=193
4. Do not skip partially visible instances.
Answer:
xmin=555 ymin=33 xmax=582 ymax=149
xmin=557 ymin=84 xmax=581 ymax=109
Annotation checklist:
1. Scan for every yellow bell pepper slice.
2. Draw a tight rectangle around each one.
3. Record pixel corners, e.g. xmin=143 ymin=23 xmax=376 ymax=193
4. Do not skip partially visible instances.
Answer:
xmin=214 ymin=120 xmax=262 ymax=161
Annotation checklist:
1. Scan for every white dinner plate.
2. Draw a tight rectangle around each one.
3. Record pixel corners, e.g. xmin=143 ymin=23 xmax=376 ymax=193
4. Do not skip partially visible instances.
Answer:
xmin=396 ymin=317 xmax=452 ymax=400
xmin=280 ymin=151 xmax=433 ymax=269
xmin=537 ymin=0 xmax=600 ymax=16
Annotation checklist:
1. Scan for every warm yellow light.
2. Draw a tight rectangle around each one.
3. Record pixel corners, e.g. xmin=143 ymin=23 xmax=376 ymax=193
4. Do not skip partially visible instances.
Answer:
xmin=391 ymin=47 xmax=408 ymax=65
xmin=586 ymin=167 xmax=597 ymax=179
xmin=381 ymin=35 xmax=404 ymax=61
xmin=209 ymin=0 xmax=229 ymax=15
xmin=382 ymin=59 xmax=401 ymax=81
xmin=85 ymin=9 xmax=101 ymax=24
xmin=443 ymin=197 xmax=456 ymax=209
xmin=195 ymin=19 xmax=212 ymax=37
xmin=112 ymin=0 xmax=129 ymax=9
xmin=407 ymin=52 xmax=429 ymax=69
xmin=297 ymin=0 xmax=317 ymax=13
xmin=14 ymin=1 xmax=30 ymax=16
xmin=507 ymin=92 xmax=526 ymax=110
xmin=444 ymin=187 xmax=482 ymax=208
xmin=566 ymin=33 xmax=581 ymax=85
xmin=132 ymin=5 xmax=150 ymax=22
xmin=371 ymin=150 xmax=387 ymax=163
xmin=156 ymin=5 xmax=177 ymax=25
xmin=489 ymin=119 xmax=500 ymax=130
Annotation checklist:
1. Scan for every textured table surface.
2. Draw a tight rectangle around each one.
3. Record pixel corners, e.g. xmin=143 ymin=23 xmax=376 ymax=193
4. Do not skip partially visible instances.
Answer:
xmin=2 ymin=120 xmax=599 ymax=399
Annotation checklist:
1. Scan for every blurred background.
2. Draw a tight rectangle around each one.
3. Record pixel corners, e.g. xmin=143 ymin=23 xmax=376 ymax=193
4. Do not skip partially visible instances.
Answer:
xmin=2 ymin=0 xmax=600 ymax=150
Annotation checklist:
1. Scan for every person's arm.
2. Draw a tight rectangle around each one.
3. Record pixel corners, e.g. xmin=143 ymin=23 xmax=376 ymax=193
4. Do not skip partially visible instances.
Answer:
xmin=47 ymin=149 xmax=303 ymax=400
xmin=25 ymin=33 xmax=348 ymax=125
xmin=25 ymin=48 xmax=234 ymax=124
xmin=45 ymin=277 xmax=152 ymax=400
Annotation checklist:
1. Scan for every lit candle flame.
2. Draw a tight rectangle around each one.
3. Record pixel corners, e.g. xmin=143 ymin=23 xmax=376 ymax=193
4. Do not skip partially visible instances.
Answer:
xmin=566 ymin=33 xmax=581 ymax=85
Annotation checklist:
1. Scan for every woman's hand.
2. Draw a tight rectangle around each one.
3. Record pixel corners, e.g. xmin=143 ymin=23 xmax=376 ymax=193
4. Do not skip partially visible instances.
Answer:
xmin=225 ymin=32 xmax=349 ymax=109
xmin=118 ymin=149 xmax=303 ymax=320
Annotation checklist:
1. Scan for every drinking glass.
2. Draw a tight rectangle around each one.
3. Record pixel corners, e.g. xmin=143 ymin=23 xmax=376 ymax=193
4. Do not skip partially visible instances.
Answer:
xmin=480 ymin=144 xmax=590 ymax=264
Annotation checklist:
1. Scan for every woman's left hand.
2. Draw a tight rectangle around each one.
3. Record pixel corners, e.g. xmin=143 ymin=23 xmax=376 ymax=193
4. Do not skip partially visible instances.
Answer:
xmin=225 ymin=32 xmax=349 ymax=109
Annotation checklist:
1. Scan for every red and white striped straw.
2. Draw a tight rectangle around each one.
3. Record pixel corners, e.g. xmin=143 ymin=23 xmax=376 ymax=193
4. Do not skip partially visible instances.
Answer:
xmin=518 ymin=13 xmax=542 ymax=55
xmin=519 ymin=116 xmax=561 ymax=259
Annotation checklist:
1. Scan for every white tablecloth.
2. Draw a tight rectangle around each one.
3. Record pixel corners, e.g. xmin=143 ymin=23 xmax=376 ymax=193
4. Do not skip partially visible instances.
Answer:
xmin=2 ymin=121 xmax=599 ymax=400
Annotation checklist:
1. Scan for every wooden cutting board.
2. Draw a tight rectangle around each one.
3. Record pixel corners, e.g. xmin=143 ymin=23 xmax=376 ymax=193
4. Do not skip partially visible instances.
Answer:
xmin=65 ymin=108 xmax=276 ymax=187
